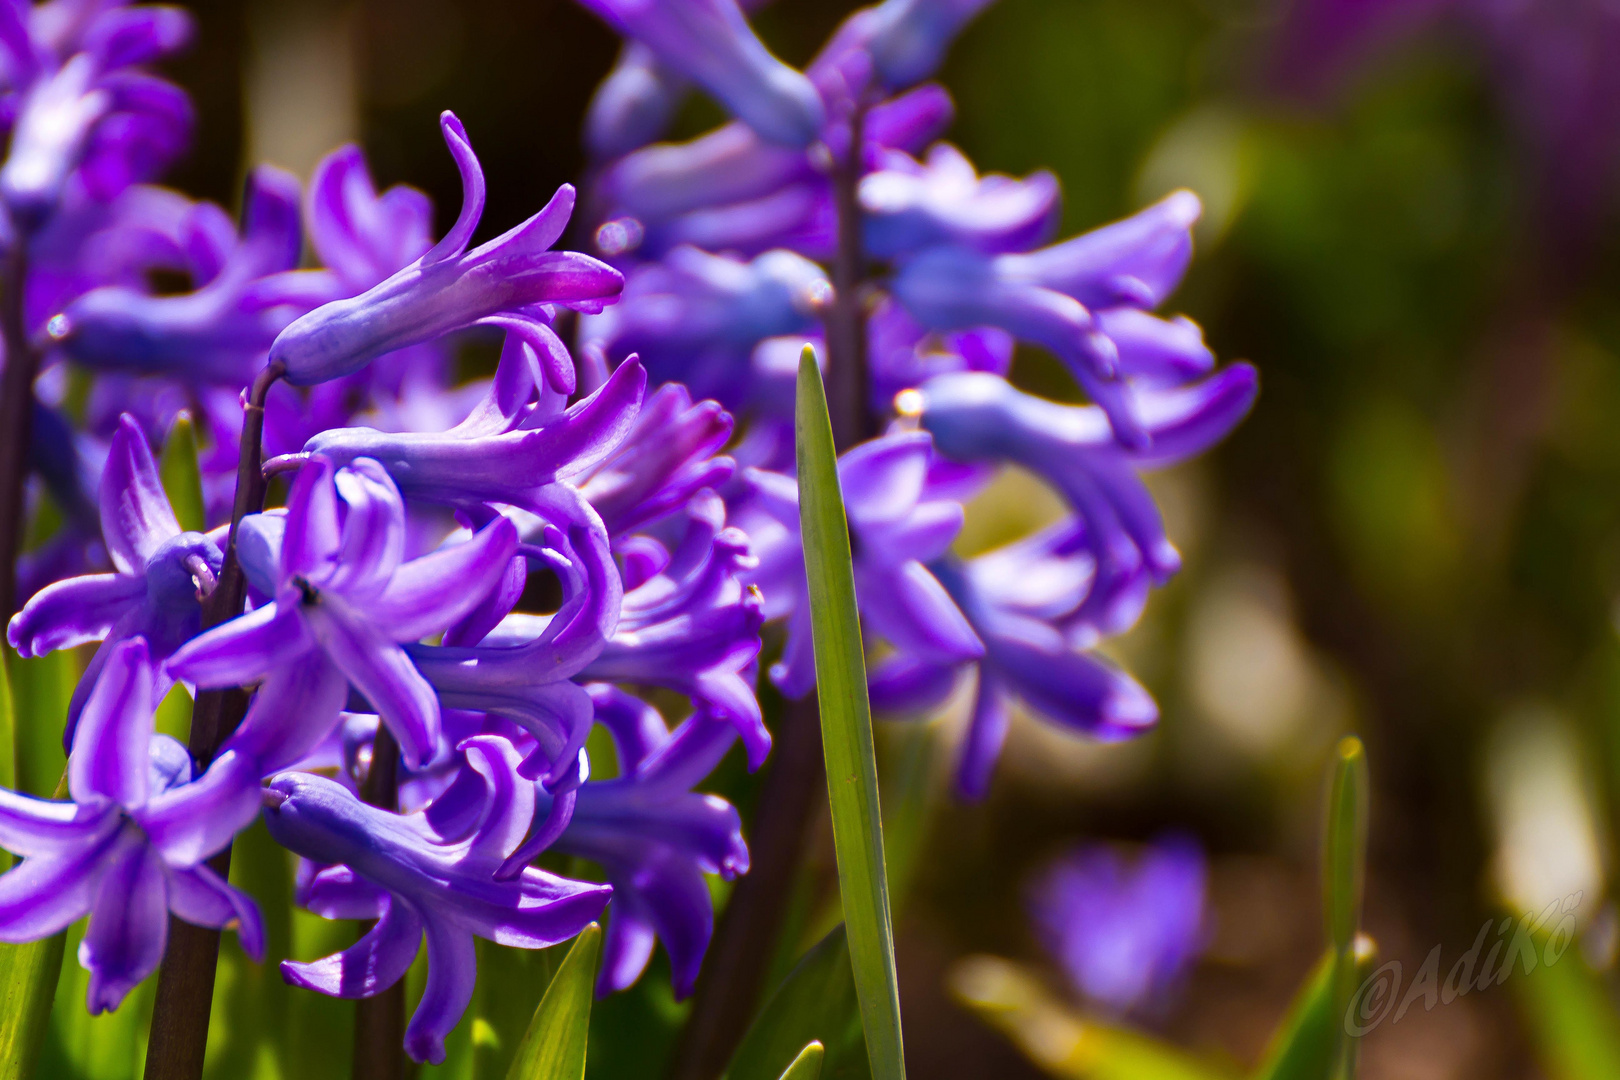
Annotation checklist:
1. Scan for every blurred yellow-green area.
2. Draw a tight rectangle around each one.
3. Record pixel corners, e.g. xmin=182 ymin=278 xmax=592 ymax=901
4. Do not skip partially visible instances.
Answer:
xmin=17 ymin=0 xmax=1620 ymax=1078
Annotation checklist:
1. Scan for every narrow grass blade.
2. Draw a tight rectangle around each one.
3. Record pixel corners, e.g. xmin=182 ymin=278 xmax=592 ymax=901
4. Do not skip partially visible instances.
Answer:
xmin=1322 ymin=737 xmax=1369 ymax=1079
xmin=795 ymin=347 xmax=905 ymax=1080
xmin=726 ymin=925 xmax=860 ymax=1080
xmin=160 ymin=410 xmax=207 ymax=534
xmin=950 ymin=956 xmax=1228 ymax=1080
xmin=1251 ymin=938 xmax=1376 ymax=1080
xmin=779 ymin=1042 xmax=825 ymax=1080
xmin=0 ymin=653 xmax=62 ymax=1079
xmin=506 ymin=923 xmax=601 ymax=1080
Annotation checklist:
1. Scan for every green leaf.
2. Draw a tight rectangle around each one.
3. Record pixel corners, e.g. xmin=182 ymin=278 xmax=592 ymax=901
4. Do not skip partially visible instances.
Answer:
xmin=726 ymin=925 xmax=861 ymax=1080
xmin=950 ymin=956 xmax=1229 ymax=1080
xmin=1252 ymin=938 xmax=1376 ymax=1080
xmin=1511 ymin=924 xmax=1620 ymax=1080
xmin=1324 ymin=736 xmax=1368 ymax=954
xmin=6 ymin=647 xmax=74 ymax=797
xmin=506 ymin=923 xmax=601 ymax=1080
xmin=160 ymin=410 xmax=207 ymax=534
xmin=794 ymin=346 xmax=905 ymax=1080
xmin=0 ymin=652 xmax=63 ymax=1080
xmin=779 ymin=1043 xmax=825 ymax=1080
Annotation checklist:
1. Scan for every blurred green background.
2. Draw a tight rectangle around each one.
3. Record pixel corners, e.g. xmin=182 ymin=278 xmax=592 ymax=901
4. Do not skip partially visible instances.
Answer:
xmin=33 ymin=0 xmax=1620 ymax=1077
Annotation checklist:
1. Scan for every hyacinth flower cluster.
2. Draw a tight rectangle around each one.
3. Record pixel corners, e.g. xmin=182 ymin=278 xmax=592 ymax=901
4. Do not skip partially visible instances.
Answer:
xmin=574 ymin=0 xmax=1257 ymax=798
xmin=0 ymin=0 xmax=1258 ymax=1072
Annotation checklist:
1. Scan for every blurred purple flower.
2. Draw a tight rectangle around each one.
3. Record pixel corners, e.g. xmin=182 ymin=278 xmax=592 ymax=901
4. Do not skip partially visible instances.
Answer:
xmin=555 ymin=689 xmax=747 ymax=997
xmin=571 ymin=0 xmax=824 ymax=148
xmin=861 ymin=142 xmax=1059 ymax=258
xmin=818 ymin=0 xmax=997 ymax=95
xmin=1028 ymin=834 xmax=1207 ymax=1017
xmin=270 ymin=112 xmax=622 ymax=389
xmin=8 ymin=414 xmax=219 ymax=740
xmin=264 ymin=736 xmax=610 ymax=1063
xmin=0 ymin=637 xmax=262 ymax=1013
xmin=166 ymin=456 xmax=518 ymax=770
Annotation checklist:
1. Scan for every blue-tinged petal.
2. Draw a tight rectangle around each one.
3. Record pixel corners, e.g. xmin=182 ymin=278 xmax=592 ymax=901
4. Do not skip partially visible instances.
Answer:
xmin=166 ymin=862 xmax=266 ymax=961
xmin=164 ymin=599 xmax=314 ymax=688
xmin=450 ymin=735 xmax=537 ymax=870
xmin=994 ymin=640 xmax=1157 ymax=742
xmin=0 ymin=791 xmax=114 ymax=858
xmin=586 ymin=685 xmax=669 ymax=775
xmin=585 ymin=41 xmax=686 ymax=159
xmin=855 ymin=559 xmax=983 ymax=662
xmin=306 ymin=143 xmax=433 ymax=293
xmin=303 ymin=604 xmax=440 ymax=770
xmin=404 ymin=916 xmax=477 ymax=1064
xmin=327 ymin=459 xmax=407 ymax=598
xmin=81 ymin=830 xmax=168 ymax=1014
xmin=955 ymin=671 xmax=1009 ymax=800
xmin=281 ymin=895 xmax=424 ymax=998
xmin=839 ymin=431 xmax=930 ymax=528
xmin=867 ymin=653 xmax=957 ymax=715
xmin=1009 ymin=189 xmax=1201 ymax=311
xmin=0 ymin=845 xmax=105 ymax=942
xmin=280 ymin=455 xmax=341 ymax=583
xmin=599 ymin=902 xmax=658 ymax=996
xmin=218 ymin=654 xmax=349 ymax=776
xmin=297 ymin=863 xmax=387 ymax=921
xmin=370 ymin=516 xmax=519 ymax=643
xmin=69 ymin=637 xmax=154 ymax=811
xmin=100 ymin=414 xmax=180 ymax=573
xmin=420 ymin=112 xmax=486 ymax=265
xmin=1127 ymin=363 xmax=1259 ymax=469
xmin=7 ymin=572 xmax=144 ymax=657
xmin=137 ymin=749 xmax=262 ymax=868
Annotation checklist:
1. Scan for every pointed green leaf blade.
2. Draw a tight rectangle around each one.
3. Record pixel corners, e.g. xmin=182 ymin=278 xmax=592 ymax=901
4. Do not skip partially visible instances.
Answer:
xmin=1252 ymin=938 xmax=1376 ymax=1080
xmin=160 ymin=410 xmax=207 ymax=534
xmin=0 ymin=654 xmax=63 ymax=1079
xmin=1324 ymin=737 xmax=1368 ymax=954
xmin=779 ymin=1042 xmax=825 ymax=1080
xmin=794 ymin=347 xmax=905 ymax=1080
xmin=506 ymin=923 xmax=601 ymax=1080
xmin=1512 ymin=924 xmax=1620 ymax=1080
xmin=726 ymin=925 xmax=860 ymax=1080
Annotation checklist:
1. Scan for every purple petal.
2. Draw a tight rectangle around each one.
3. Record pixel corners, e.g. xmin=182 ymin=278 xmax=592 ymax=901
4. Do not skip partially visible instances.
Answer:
xmin=599 ymin=902 xmax=658 ymax=996
xmin=867 ymin=654 xmax=957 ymax=715
xmin=164 ymin=600 xmax=314 ymax=688
xmin=100 ymin=415 xmax=180 ymax=573
xmin=281 ymin=456 xmax=342 ymax=583
xmin=586 ymin=684 xmax=669 ymax=775
xmin=281 ymin=895 xmax=424 ymax=999
xmin=298 ymin=864 xmax=387 ymax=920
xmin=420 ymin=112 xmax=486 ymax=265
xmin=81 ymin=832 xmax=168 ymax=1014
xmin=403 ymin=917 xmax=476 ymax=1064
xmin=7 ymin=573 xmax=144 ymax=657
xmin=370 ymin=516 xmax=519 ymax=643
xmin=167 ymin=862 xmax=266 ymax=961
xmin=855 ymin=560 xmax=983 ymax=663
xmin=137 ymin=749 xmax=262 ymax=868
xmin=218 ymin=655 xmax=349 ymax=776
xmin=326 ymin=460 xmax=407 ymax=598
xmin=453 ymin=735 xmax=538 ymax=869
xmin=0 ymin=846 xmax=103 ymax=942
xmin=0 ymin=791 xmax=114 ymax=858
xmin=839 ymin=431 xmax=930 ymax=528
xmin=305 ymin=605 xmax=440 ymax=769
xmin=70 ymin=637 xmax=154 ymax=810
xmin=956 ymin=672 xmax=1010 ymax=800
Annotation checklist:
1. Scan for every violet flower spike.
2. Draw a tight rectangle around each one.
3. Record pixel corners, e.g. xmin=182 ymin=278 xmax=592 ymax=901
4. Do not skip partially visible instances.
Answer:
xmin=8 ymin=413 xmax=221 ymax=742
xmin=860 ymin=142 xmax=1060 ymax=258
xmin=166 ymin=456 xmax=519 ymax=770
xmin=0 ymin=638 xmax=262 ymax=1013
xmin=269 ymin=111 xmax=622 ymax=390
xmin=263 ymin=737 xmax=611 ymax=1063
xmin=584 ymin=40 xmax=689 ymax=159
xmin=572 ymin=0 xmax=824 ymax=148
xmin=555 ymin=689 xmax=748 ymax=997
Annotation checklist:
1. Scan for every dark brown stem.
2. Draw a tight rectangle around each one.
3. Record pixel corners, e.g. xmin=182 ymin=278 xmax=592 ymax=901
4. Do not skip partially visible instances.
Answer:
xmin=144 ymin=361 xmax=284 ymax=1080
xmin=352 ymin=725 xmax=406 ymax=1080
xmin=0 ymin=244 xmax=38 ymax=621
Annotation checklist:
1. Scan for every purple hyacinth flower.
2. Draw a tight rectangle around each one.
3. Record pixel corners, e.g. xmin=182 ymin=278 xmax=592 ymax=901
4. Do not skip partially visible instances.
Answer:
xmin=861 ymin=143 xmax=1059 ymax=258
xmin=263 ymin=736 xmax=611 ymax=1064
xmin=166 ymin=456 xmax=519 ymax=770
xmin=1028 ymin=834 xmax=1207 ymax=1017
xmin=575 ymin=381 xmax=735 ymax=538
xmin=597 ymin=82 xmax=951 ymax=229
xmin=582 ymin=246 xmax=828 ymax=408
xmin=48 ymin=164 xmax=338 ymax=384
xmin=8 ymin=414 xmax=221 ymax=740
xmin=737 ymin=430 xmax=982 ymax=699
xmin=584 ymin=41 xmax=689 ymax=159
xmin=920 ymin=530 xmax=1159 ymax=798
xmin=572 ymin=0 xmax=824 ymax=148
xmin=269 ymin=112 xmax=622 ymax=390
xmin=917 ymin=366 xmax=1257 ymax=588
xmin=554 ymin=689 xmax=747 ymax=996
xmin=0 ymin=2 xmax=193 ymax=232
xmin=819 ymin=0 xmax=996 ymax=94
xmin=579 ymin=492 xmax=769 ymax=767
xmin=0 ymin=637 xmax=263 ymax=1013
xmin=889 ymin=190 xmax=1204 ymax=446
